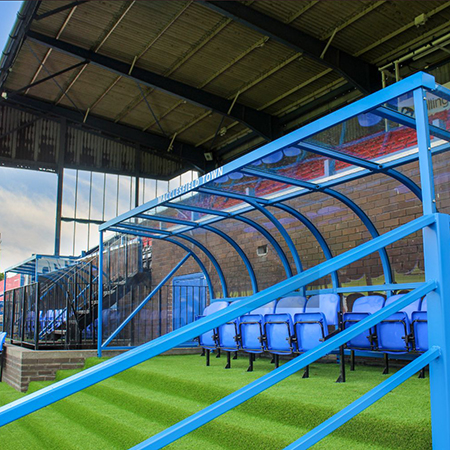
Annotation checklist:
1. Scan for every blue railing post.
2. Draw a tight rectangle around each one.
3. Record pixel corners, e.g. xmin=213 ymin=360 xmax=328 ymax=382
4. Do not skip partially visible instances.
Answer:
xmin=423 ymin=213 xmax=450 ymax=448
xmin=97 ymin=231 xmax=104 ymax=358
xmin=414 ymin=86 xmax=450 ymax=448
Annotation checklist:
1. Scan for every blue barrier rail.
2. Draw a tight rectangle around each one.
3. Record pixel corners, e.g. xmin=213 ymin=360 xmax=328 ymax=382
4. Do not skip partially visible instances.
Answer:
xmin=131 ymin=281 xmax=436 ymax=449
xmin=286 ymin=347 xmax=440 ymax=450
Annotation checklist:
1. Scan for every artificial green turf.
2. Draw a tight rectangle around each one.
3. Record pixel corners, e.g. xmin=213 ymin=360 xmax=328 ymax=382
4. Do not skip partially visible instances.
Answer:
xmin=0 ymin=354 xmax=431 ymax=449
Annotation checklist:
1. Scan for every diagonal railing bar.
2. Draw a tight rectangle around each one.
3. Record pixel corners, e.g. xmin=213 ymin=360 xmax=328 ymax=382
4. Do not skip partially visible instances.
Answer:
xmin=0 ymin=214 xmax=434 ymax=428
xmin=284 ymin=346 xmax=440 ymax=450
xmin=131 ymin=281 xmax=436 ymax=449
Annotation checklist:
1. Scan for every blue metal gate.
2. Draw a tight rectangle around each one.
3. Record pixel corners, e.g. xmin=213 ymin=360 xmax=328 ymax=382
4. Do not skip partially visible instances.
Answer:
xmin=172 ymin=273 xmax=207 ymax=346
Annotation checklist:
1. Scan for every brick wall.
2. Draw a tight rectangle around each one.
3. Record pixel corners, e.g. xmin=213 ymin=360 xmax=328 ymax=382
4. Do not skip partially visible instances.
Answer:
xmin=2 ymin=344 xmax=198 ymax=392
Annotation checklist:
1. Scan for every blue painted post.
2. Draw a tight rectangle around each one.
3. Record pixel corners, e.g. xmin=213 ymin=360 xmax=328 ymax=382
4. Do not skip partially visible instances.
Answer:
xmin=422 ymin=214 xmax=450 ymax=449
xmin=414 ymin=87 xmax=450 ymax=448
xmin=97 ymin=231 xmax=104 ymax=358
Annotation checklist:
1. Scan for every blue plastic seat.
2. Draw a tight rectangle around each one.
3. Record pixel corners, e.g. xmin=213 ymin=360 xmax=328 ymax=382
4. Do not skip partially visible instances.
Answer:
xmin=377 ymin=295 xmax=421 ymax=353
xmin=240 ymin=301 xmax=276 ymax=354
xmin=294 ymin=294 xmax=340 ymax=352
xmin=265 ymin=296 xmax=307 ymax=356
xmin=198 ymin=301 xmax=229 ymax=351
xmin=343 ymin=295 xmax=385 ymax=350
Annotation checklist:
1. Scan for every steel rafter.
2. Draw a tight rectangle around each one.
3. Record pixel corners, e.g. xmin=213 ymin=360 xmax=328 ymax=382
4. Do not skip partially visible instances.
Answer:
xmin=35 ymin=1 xmax=89 ymax=21
xmin=26 ymin=30 xmax=275 ymax=140
xmin=200 ymin=1 xmax=379 ymax=94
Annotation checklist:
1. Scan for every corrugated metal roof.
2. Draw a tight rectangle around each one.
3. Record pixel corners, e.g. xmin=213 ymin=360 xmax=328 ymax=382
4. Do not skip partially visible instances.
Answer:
xmin=2 ymin=0 xmax=450 ymax=176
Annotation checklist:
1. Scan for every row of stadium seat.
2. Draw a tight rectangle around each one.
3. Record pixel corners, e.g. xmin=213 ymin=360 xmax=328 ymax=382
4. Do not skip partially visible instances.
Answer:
xmin=344 ymin=294 xmax=428 ymax=375
xmin=198 ymin=292 xmax=429 ymax=377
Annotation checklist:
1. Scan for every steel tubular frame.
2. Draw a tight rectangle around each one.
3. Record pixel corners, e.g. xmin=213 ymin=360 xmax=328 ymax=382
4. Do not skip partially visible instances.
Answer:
xmin=101 ymin=253 xmax=192 ymax=349
xmin=270 ymin=203 xmax=339 ymax=289
xmin=0 ymin=214 xmax=435 ymax=428
xmin=108 ymin=228 xmax=214 ymax=299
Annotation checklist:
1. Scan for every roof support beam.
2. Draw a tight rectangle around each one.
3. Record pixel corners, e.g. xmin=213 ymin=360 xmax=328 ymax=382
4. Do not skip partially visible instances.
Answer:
xmin=4 ymin=94 xmax=209 ymax=172
xmin=26 ymin=30 xmax=275 ymax=140
xmin=200 ymin=1 xmax=380 ymax=94
xmin=35 ymin=1 xmax=89 ymax=21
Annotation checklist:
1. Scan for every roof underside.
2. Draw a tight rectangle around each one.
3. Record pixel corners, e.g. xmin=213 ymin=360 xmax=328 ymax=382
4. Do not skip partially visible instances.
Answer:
xmin=2 ymin=1 xmax=450 ymax=178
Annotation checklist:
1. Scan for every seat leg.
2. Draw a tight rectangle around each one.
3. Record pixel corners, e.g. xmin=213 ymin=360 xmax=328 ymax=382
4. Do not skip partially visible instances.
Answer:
xmin=382 ymin=353 xmax=389 ymax=375
xmin=233 ymin=351 xmax=238 ymax=360
xmin=270 ymin=355 xmax=275 ymax=364
xmin=336 ymin=345 xmax=346 ymax=383
xmin=350 ymin=350 xmax=355 ymax=371
xmin=274 ymin=354 xmax=279 ymax=369
xmin=302 ymin=365 xmax=310 ymax=378
xmin=225 ymin=351 xmax=231 ymax=369
xmin=200 ymin=348 xmax=205 ymax=357
xmin=206 ymin=349 xmax=210 ymax=367
xmin=216 ymin=348 xmax=221 ymax=358
xmin=247 ymin=353 xmax=254 ymax=372
xmin=418 ymin=366 xmax=426 ymax=379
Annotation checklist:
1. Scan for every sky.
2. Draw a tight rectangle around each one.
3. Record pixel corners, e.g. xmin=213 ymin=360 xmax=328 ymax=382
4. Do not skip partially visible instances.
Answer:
xmin=0 ymin=1 xmax=49 ymax=273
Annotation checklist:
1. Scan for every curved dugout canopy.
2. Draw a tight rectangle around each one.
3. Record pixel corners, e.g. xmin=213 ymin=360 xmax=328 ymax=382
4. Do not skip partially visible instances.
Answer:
xmin=100 ymin=72 xmax=450 ymax=298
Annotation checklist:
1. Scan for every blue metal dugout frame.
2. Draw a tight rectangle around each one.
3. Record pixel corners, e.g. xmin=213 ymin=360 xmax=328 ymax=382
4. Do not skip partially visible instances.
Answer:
xmin=1 ymin=72 xmax=450 ymax=449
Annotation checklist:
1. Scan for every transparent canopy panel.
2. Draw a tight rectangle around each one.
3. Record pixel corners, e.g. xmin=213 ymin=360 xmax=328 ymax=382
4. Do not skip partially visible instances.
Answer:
xmin=425 ymin=90 xmax=450 ymax=140
xmin=247 ymin=149 xmax=329 ymax=181
xmin=205 ymin=171 xmax=294 ymax=201
xmin=304 ymin=108 xmax=418 ymax=163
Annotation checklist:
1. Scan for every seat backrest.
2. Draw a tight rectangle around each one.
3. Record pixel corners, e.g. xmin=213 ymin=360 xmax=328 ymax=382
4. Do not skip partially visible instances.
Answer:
xmin=305 ymin=294 xmax=340 ymax=326
xmin=352 ymin=295 xmax=385 ymax=313
xmin=420 ymin=297 xmax=427 ymax=312
xmin=202 ymin=301 xmax=229 ymax=316
xmin=384 ymin=294 xmax=420 ymax=321
xmin=274 ymin=295 xmax=306 ymax=319
xmin=249 ymin=301 xmax=276 ymax=316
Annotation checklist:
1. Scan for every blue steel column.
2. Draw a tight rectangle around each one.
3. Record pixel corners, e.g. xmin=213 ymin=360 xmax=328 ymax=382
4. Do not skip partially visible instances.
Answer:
xmin=97 ymin=231 xmax=104 ymax=358
xmin=414 ymin=87 xmax=449 ymax=448
xmin=422 ymin=214 xmax=450 ymax=448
